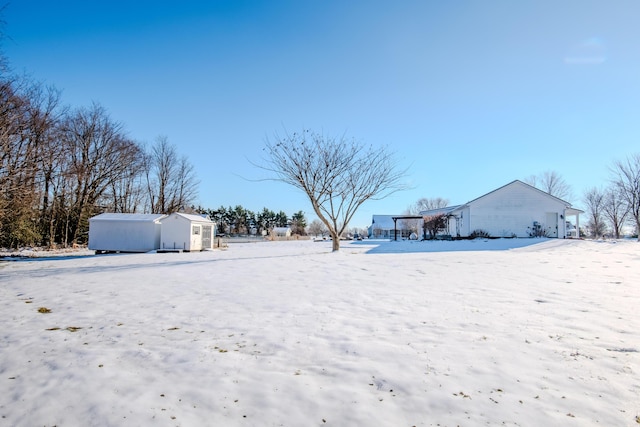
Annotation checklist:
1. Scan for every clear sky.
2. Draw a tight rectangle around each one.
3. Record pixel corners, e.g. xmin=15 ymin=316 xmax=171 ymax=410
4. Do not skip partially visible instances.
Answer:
xmin=4 ymin=1 xmax=640 ymax=229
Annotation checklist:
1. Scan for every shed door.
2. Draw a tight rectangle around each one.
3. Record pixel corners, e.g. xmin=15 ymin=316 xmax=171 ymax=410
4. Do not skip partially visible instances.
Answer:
xmin=202 ymin=225 xmax=212 ymax=249
xmin=545 ymin=212 xmax=558 ymax=237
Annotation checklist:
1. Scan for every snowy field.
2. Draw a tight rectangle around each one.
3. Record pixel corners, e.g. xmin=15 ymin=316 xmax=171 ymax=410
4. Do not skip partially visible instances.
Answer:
xmin=1 ymin=238 xmax=638 ymax=426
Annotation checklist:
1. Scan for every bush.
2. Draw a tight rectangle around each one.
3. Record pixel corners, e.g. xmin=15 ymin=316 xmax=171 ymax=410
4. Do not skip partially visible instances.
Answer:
xmin=469 ymin=229 xmax=491 ymax=239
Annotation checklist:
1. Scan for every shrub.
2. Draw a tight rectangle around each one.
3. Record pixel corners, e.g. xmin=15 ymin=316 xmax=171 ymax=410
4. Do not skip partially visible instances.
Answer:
xmin=469 ymin=229 xmax=491 ymax=239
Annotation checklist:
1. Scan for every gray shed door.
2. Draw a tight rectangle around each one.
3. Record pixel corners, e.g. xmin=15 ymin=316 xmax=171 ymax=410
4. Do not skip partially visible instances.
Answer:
xmin=202 ymin=225 xmax=212 ymax=248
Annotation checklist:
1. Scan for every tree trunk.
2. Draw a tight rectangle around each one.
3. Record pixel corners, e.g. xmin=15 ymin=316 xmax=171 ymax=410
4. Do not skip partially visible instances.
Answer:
xmin=331 ymin=232 xmax=340 ymax=252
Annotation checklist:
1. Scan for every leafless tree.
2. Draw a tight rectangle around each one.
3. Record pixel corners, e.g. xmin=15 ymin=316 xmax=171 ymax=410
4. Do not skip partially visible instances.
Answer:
xmin=102 ymin=144 xmax=145 ymax=213
xmin=602 ymin=185 xmax=629 ymax=239
xmin=413 ymin=197 xmax=449 ymax=212
xmin=60 ymin=103 xmax=139 ymax=245
xmin=0 ymin=20 xmax=55 ymax=246
xmin=307 ymin=218 xmax=327 ymax=238
xmin=23 ymin=83 xmax=67 ymax=246
xmin=583 ymin=187 xmax=606 ymax=238
xmin=525 ymin=170 xmax=573 ymax=201
xmin=406 ymin=197 xmax=449 ymax=239
xmin=611 ymin=153 xmax=640 ymax=241
xmin=144 ymin=136 xmax=199 ymax=214
xmin=259 ymin=129 xmax=408 ymax=251
xmin=423 ymin=213 xmax=449 ymax=239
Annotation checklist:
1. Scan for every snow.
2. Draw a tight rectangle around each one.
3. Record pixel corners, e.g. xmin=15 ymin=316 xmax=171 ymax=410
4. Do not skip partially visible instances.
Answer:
xmin=1 ymin=238 xmax=639 ymax=426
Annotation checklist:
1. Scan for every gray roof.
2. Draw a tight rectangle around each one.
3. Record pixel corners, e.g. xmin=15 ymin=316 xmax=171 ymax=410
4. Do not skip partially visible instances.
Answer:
xmin=419 ymin=205 xmax=463 ymax=217
xmin=89 ymin=213 xmax=166 ymax=222
xmin=370 ymin=214 xmax=419 ymax=229
xmin=161 ymin=212 xmax=215 ymax=223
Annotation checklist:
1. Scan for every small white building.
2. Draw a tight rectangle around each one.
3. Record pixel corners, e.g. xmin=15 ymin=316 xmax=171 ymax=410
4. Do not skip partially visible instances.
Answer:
xmin=421 ymin=180 xmax=583 ymax=238
xmin=88 ymin=213 xmax=166 ymax=253
xmin=159 ymin=213 xmax=216 ymax=251
xmin=272 ymin=227 xmax=292 ymax=237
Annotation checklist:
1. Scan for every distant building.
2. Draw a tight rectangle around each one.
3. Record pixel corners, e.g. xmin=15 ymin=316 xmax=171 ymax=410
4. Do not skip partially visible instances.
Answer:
xmin=272 ymin=227 xmax=292 ymax=237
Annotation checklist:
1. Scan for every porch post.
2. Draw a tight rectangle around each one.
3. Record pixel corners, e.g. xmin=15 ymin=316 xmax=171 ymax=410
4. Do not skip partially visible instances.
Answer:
xmin=393 ymin=217 xmax=398 ymax=241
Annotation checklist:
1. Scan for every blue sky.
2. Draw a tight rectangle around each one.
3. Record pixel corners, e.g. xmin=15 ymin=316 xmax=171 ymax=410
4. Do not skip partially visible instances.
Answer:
xmin=4 ymin=1 xmax=640 ymax=229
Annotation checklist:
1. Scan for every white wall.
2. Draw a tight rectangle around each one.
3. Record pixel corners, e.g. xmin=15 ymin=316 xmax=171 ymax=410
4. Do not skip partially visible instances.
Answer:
xmin=160 ymin=213 xmax=215 ymax=251
xmin=160 ymin=214 xmax=193 ymax=250
xmin=89 ymin=219 xmax=162 ymax=252
xmin=465 ymin=182 xmax=567 ymax=238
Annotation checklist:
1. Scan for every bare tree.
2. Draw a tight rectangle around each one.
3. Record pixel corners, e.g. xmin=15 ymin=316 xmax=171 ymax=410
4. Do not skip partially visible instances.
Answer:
xmin=259 ymin=129 xmax=408 ymax=251
xmin=583 ymin=187 xmax=606 ymax=238
xmin=307 ymin=218 xmax=327 ymax=238
xmin=407 ymin=197 xmax=449 ymax=240
xmin=525 ymin=170 xmax=573 ymax=201
xmin=100 ymin=142 xmax=145 ymax=214
xmin=413 ymin=197 xmax=449 ymax=212
xmin=144 ymin=136 xmax=199 ymax=214
xmin=611 ymin=153 xmax=640 ymax=241
xmin=61 ymin=103 xmax=139 ymax=245
xmin=423 ymin=213 xmax=448 ymax=239
xmin=602 ymin=185 xmax=629 ymax=239
xmin=0 ymin=75 xmax=31 ymax=247
xmin=394 ymin=207 xmax=419 ymax=237
xmin=24 ymin=83 xmax=67 ymax=246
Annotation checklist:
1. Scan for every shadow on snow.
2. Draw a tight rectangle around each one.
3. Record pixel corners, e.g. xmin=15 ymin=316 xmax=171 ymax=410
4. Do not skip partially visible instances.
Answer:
xmin=355 ymin=238 xmax=553 ymax=254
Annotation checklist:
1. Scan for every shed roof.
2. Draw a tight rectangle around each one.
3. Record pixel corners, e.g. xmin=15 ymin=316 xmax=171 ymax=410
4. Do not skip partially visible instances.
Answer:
xmin=90 ymin=213 xmax=166 ymax=222
xmin=162 ymin=212 xmax=214 ymax=223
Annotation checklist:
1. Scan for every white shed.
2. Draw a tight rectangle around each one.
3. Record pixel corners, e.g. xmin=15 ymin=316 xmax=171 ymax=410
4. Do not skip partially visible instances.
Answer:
xmin=272 ymin=227 xmax=292 ymax=237
xmin=88 ymin=213 xmax=166 ymax=253
xmin=159 ymin=213 xmax=216 ymax=251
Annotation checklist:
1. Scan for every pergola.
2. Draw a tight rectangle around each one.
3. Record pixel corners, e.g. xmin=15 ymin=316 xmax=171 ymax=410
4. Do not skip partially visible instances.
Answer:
xmin=390 ymin=215 xmax=424 ymax=241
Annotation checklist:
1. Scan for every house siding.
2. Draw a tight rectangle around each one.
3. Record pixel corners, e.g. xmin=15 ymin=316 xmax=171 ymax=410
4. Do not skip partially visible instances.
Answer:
xmin=464 ymin=181 xmax=568 ymax=238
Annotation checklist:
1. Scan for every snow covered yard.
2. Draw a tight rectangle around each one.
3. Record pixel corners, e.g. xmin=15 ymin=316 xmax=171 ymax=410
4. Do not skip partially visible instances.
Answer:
xmin=1 ymin=238 xmax=638 ymax=426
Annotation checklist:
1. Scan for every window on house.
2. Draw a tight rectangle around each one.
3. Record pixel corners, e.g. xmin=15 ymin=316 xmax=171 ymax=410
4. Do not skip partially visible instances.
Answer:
xmin=192 ymin=225 xmax=200 ymax=235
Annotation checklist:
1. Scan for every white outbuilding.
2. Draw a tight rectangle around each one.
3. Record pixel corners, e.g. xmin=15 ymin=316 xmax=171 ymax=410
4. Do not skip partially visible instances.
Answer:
xmin=272 ymin=227 xmax=292 ymax=237
xmin=159 ymin=212 xmax=216 ymax=252
xmin=88 ymin=213 xmax=166 ymax=253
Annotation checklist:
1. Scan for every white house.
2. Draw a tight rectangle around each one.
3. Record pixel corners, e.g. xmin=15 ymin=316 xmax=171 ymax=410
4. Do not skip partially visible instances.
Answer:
xmin=159 ymin=213 xmax=216 ymax=251
xmin=421 ymin=180 xmax=583 ymax=238
xmin=88 ymin=213 xmax=166 ymax=253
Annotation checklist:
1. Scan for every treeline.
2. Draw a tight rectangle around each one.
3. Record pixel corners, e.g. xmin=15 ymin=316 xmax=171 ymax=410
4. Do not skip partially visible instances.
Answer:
xmin=198 ymin=205 xmax=307 ymax=236
xmin=0 ymin=72 xmax=199 ymax=248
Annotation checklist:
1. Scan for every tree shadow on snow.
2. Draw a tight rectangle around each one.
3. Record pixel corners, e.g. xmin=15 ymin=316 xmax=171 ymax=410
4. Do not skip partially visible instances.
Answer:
xmin=355 ymin=238 xmax=552 ymax=254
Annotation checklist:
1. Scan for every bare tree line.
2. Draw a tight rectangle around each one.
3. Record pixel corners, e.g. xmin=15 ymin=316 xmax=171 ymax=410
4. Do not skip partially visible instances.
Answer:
xmin=0 ymin=75 xmax=198 ymax=248
xmin=582 ymin=155 xmax=640 ymax=240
